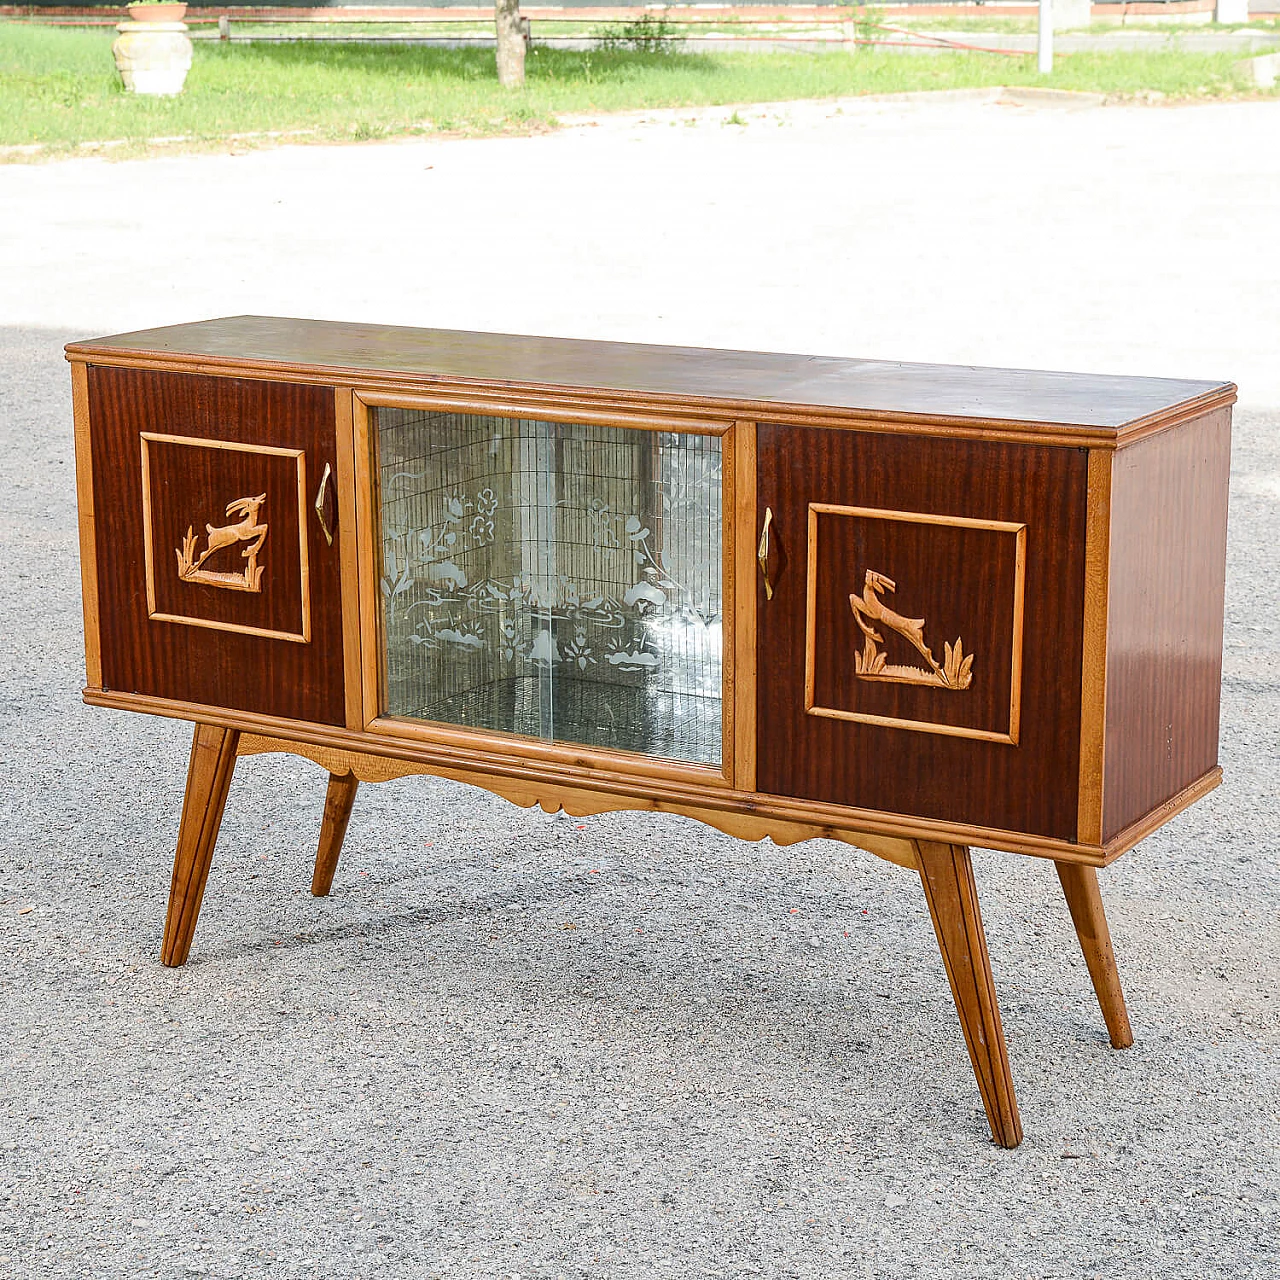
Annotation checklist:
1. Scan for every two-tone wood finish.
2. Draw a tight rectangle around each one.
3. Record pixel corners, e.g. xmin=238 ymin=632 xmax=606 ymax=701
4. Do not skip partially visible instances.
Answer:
xmin=81 ymin=683 xmax=1218 ymax=868
xmin=758 ymin=425 xmax=1089 ymax=841
xmin=64 ymin=316 xmax=1234 ymax=448
xmin=68 ymin=318 xmax=1233 ymax=1147
xmin=69 ymin=325 xmax=1232 ymax=860
xmin=1076 ymin=449 xmax=1114 ymax=847
xmin=333 ymin=388 xmax=365 ymax=732
xmin=805 ymin=504 xmax=1026 ymax=742
xmin=347 ymin=388 xmax=750 ymax=792
xmin=139 ymin=433 xmax=311 ymax=641
xmin=85 ymin=366 xmax=346 ymax=725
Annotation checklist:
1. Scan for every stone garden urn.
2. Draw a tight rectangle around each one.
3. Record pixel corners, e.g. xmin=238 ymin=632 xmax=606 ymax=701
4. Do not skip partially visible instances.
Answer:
xmin=112 ymin=2 xmax=193 ymax=96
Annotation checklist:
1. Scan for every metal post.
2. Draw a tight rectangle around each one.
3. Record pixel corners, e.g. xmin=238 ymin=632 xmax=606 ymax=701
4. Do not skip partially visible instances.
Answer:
xmin=1038 ymin=0 xmax=1053 ymax=74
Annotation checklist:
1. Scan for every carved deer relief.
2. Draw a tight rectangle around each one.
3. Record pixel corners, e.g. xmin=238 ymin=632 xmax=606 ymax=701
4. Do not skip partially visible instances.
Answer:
xmin=849 ymin=570 xmax=974 ymax=690
xmin=176 ymin=494 xmax=268 ymax=593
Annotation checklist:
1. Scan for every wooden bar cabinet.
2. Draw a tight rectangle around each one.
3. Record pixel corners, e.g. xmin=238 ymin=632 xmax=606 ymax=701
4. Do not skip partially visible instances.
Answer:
xmin=67 ymin=317 xmax=1234 ymax=1147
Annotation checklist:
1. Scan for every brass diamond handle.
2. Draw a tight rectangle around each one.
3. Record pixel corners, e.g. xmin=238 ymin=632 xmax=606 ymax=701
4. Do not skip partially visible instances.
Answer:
xmin=314 ymin=461 xmax=334 ymax=546
xmin=757 ymin=506 xmax=774 ymax=601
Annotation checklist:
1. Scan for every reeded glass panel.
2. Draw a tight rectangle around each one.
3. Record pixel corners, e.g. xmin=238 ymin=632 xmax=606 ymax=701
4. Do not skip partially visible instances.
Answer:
xmin=376 ymin=408 xmax=723 ymax=765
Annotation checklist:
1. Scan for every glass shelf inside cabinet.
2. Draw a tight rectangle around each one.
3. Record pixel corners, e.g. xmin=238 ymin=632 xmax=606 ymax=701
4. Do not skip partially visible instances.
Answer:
xmin=375 ymin=408 xmax=724 ymax=766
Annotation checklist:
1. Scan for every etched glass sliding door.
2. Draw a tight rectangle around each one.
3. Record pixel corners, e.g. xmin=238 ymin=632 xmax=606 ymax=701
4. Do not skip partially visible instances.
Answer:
xmin=375 ymin=408 xmax=723 ymax=765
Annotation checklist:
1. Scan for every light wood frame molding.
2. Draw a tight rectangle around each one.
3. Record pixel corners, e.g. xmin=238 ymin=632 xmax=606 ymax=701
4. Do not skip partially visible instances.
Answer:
xmin=731 ymin=420 xmax=759 ymax=792
xmin=804 ymin=503 xmax=1027 ymax=745
xmin=719 ymin=424 xmax=737 ymax=787
xmin=352 ymin=393 xmax=382 ymax=729
xmin=70 ymin=360 xmax=103 ymax=688
xmin=84 ymin=685 xmax=1220 ymax=868
xmin=334 ymin=388 xmax=365 ymax=730
xmin=64 ymin=344 xmax=1236 ymax=452
xmin=234 ymin=732 xmax=918 ymax=871
xmin=352 ymin=386 xmax=730 ymax=436
xmin=350 ymin=389 xmax=742 ymax=789
xmin=1077 ymin=448 xmax=1113 ymax=845
xmin=139 ymin=432 xmax=312 ymax=643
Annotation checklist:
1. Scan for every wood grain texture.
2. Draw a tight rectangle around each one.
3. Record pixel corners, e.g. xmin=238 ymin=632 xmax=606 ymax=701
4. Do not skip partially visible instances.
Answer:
xmin=720 ymin=426 xmax=738 ymax=787
xmin=758 ymin=426 xmax=1089 ymax=840
xmin=237 ymin=733 xmax=426 ymax=782
xmin=70 ymin=360 xmax=103 ymax=689
xmin=1100 ymin=766 xmax=1221 ymax=864
xmin=87 ymin=365 xmax=346 ymax=726
xmin=356 ymin=386 xmax=733 ymax=436
xmin=162 ymin=723 xmax=239 ymax=966
xmin=352 ymin=394 xmax=382 ymax=729
xmin=334 ymin=389 xmax=365 ymax=730
xmin=66 ymin=316 xmax=1234 ymax=445
xmin=1054 ymin=862 xmax=1134 ymax=1049
xmin=915 ymin=840 xmax=1023 ymax=1148
xmin=731 ymin=422 xmax=759 ymax=792
xmin=805 ymin=505 xmax=1026 ymax=744
xmin=312 ymin=772 xmax=358 ymax=896
xmin=237 ymin=732 xmax=919 ymax=868
xmin=1077 ymin=449 xmax=1113 ymax=845
xmin=139 ymin=433 xmax=310 ymax=641
xmin=88 ymin=686 xmax=1120 ymax=864
xmin=1102 ymin=408 xmax=1231 ymax=842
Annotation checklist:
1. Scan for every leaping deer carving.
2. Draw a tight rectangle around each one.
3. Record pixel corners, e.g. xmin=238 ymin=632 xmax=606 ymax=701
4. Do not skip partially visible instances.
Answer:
xmin=176 ymin=494 xmax=268 ymax=593
xmin=849 ymin=570 xmax=973 ymax=690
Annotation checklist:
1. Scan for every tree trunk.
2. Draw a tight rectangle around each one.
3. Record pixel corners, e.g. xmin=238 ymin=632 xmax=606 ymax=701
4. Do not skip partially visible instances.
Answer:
xmin=495 ymin=0 xmax=525 ymax=88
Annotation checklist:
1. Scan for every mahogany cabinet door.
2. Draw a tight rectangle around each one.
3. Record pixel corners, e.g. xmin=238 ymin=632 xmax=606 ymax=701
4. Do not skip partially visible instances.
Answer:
xmin=86 ymin=366 xmax=346 ymax=726
xmin=756 ymin=425 xmax=1089 ymax=841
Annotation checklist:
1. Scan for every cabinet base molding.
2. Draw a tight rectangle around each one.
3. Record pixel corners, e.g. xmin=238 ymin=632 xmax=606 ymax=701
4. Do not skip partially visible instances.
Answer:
xmin=89 ymin=687 xmax=1220 ymax=869
xmin=236 ymin=732 xmax=921 ymax=870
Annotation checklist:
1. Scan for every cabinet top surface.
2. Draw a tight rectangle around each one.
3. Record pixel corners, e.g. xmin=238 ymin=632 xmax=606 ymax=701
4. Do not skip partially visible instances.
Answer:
xmin=67 ymin=315 xmax=1234 ymax=436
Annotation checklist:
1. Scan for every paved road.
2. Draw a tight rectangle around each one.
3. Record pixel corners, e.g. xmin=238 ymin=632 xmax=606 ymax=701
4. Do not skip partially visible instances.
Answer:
xmin=0 ymin=96 xmax=1277 ymax=1278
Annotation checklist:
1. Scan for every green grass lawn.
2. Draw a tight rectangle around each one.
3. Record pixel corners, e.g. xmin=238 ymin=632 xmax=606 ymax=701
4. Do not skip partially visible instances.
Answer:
xmin=1 ymin=22 xmax=1271 ymax=158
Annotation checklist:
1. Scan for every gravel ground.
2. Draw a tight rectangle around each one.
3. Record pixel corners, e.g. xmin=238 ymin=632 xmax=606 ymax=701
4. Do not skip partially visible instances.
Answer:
xmin=0 ymin=95 xmax=1277 ymax=1278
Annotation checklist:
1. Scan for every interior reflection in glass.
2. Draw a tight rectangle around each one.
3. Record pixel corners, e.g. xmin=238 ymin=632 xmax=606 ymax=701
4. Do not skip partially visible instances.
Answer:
xmin=376 ymin=408 xmax=723 ymax=766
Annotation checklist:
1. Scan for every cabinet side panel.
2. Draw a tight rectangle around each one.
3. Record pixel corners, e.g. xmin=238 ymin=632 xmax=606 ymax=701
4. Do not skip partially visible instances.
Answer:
xmin=1102 ymin=408 xmax=1231 ymax=842
xmin=88 ymin=366 xmax=345 ymax=726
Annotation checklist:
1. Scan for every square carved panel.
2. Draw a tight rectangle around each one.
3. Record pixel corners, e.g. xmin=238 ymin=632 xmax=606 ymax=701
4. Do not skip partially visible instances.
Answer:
xmin=805 ymin=504 xmax=1026 ymax=744
xmin=140 ymin=433 xmax=311 ymax=643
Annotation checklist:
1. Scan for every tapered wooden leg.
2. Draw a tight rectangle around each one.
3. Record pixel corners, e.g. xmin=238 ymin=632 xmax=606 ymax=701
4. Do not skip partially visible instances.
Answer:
xmin=1054 ymin=862 xmax=1134 ymax=1049
xmin=162 ymin=724 xmax=239 ymax=967
xmin=311 ymin=772 xmax=358 ymax=897
xmin=915 ymin=840 xmax=1023 ymax=1149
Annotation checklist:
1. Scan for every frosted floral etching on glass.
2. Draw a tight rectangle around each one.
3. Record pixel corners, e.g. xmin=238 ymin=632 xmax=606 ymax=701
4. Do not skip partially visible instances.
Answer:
xmin=376 ymin=409 xmax=723 ymax=765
